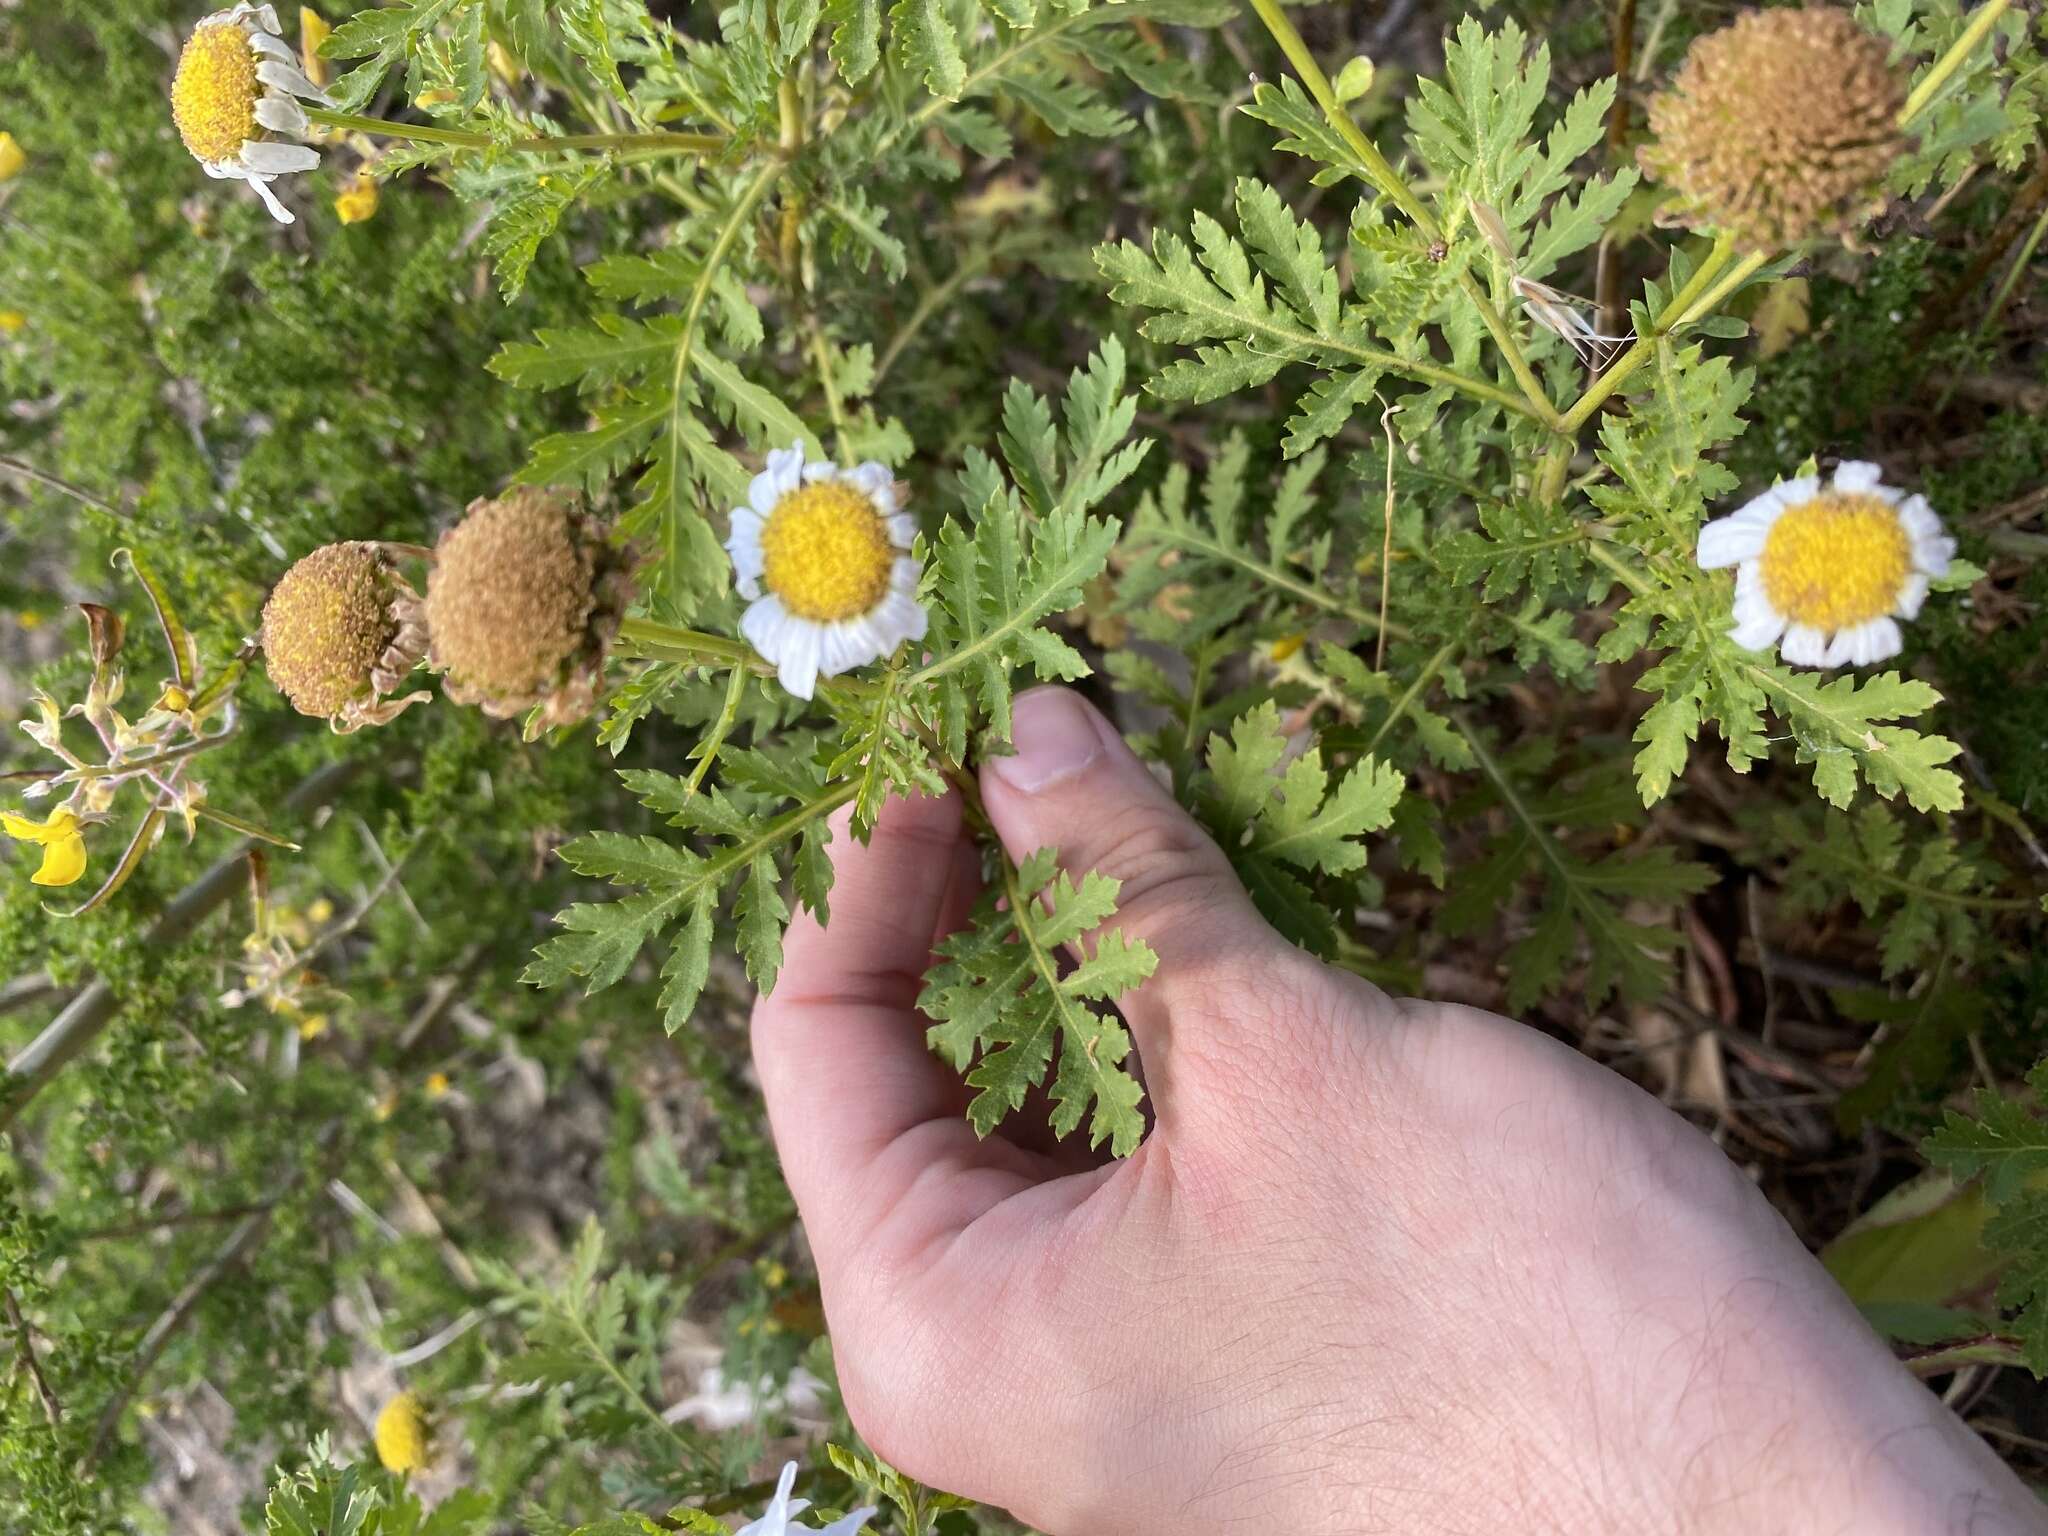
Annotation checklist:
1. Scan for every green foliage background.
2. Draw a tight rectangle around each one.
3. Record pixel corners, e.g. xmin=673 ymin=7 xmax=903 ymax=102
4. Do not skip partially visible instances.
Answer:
xmin=1 ymin=0 xmax=2045 ymax=1527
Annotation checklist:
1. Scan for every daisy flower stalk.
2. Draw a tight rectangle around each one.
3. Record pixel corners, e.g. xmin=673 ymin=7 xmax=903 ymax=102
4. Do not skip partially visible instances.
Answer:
xmin=727 ymin=445 xmax=928 ymax=701
xmin=1696 ymin=461 xmax=1956 ymax=669
xmin=171 ymin=3 xmax=329 ymax=224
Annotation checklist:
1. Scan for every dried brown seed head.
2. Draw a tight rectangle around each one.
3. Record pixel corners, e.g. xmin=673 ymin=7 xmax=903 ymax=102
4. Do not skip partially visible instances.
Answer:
xmin=263 ymin=543 xmax=395 ymax=718
xmin=1641 ymin=8 xmax=1907 ymax=252
xmin=426 ymin=488 xmax=629 ymax=732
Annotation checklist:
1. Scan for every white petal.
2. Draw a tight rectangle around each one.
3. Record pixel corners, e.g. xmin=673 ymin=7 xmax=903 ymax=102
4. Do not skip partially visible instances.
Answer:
xmin=1781 ymin=624 xmax=1828 ymax=667
xmin=799 ymin=460 xmax=841 ymax=485
xmin=1900 ymin=495 xmax=1943 ymax=540
xmin=1913 ymin=534 xmax=1956 ymax=577
xmin=245 ymin=173 xmax=295 ymax=223
xmin=240 ymin=139 xmax=319 ymax=173
xmin=777 ymin=625 xmax=821 ymax=701
xmin=1832 ymin=460 xmax=1884 ymax=494
xmin=1821 ymin=627 xmax=1860 ymax=668
xmin=1773 ymin=474 xmax=1821 ymax=507
xmin=751 ymin=450 xmax=804 ymax=513
xmin=249 ymin=2 xmax=283 ymax=34
xmin=256 ymin=58 xmax=326 ymax=101
xmin=732 ymin=1463 xmax=802 ymax=1536
xmin=814 ymin=1511 xmax=878 ymax=1536
xmin=878 ymin=590 xmax=929 ymax=645
xmin=740 ymin=595 xmax=789 ymax=654
xmin=1895 ymin=571 xmax=1931 ymax=620
xmin=249 ymin=31 xmax=295 ymax=61
xmin=200 ymin=159 xmax=243 ymax=180
xmin=1729 ymin=607 xmax=1786 ymax=653
xmin=254 ymin=95 xmax=309 ymax=135
xmin=1859 ymin=617 xmax=1902 ymax=663
xmin=849 ymin=461 xmax=892 ymax=497
xmin=726 ymin=514 xmax=765 ymax=597
xmin=890 ymin=556 xmax=922 ymax=592
xmin=884 ymin=512 xmax=917 ymax=548
xmin=1697 ymin=517 xmax=1769 ymax=569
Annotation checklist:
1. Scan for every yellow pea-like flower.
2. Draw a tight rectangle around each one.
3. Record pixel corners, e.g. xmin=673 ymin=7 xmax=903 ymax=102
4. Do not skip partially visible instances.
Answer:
xmin=3 ymin=806 xmax=88 ymax=887
xmin=333 ymin=175 xmax=378 ymax=224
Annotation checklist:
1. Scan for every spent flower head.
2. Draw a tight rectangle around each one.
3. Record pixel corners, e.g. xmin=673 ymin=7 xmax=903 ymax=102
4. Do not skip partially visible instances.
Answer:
xmin=1696 ymin=460 xmax=1955 ymax=668
xmin=425 ymin=487 xmax=635 ymax=736
xmin=261 ymin=542 xmax=430 ymax=732
xmin=172 ymin=3 xmax=329 ymax=224
xmin=727 ymin=444 xmax=928 ymax=700
xmin=1641 ymin=7 xmax=1907 ymax=252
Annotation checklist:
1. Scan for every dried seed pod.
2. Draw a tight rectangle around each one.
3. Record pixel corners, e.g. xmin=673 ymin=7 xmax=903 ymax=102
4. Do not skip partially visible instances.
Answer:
xmin=1640 ymin=7 xmax=1907 ymax=252
xmin=261 ymin=542 xmax=429 ymax=732
xmin=425 ymin=487 xmax=634 ymax=736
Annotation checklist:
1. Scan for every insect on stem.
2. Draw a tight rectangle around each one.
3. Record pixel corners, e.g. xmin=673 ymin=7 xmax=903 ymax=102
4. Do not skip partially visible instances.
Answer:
xmin=1471 ymin=201 xmax=1636 ymax=370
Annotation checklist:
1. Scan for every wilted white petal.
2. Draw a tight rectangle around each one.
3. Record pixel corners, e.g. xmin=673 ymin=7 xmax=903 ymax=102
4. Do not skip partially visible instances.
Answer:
xmin=255 ymin=58 xmax=325 ymax=100
xmin=254 ymin=95 xmax=309 ymax=135
xmin=246 ymin=172 xmax=295 ymax=223
xmin=240 ymin=139 xmax=319 ymax=173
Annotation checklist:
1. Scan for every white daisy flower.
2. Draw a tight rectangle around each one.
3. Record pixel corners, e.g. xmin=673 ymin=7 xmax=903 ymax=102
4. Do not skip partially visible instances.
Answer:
xmin=732 ymin=1461 xmax=876 ymax=1536
xmin=172 ymin=3 xmax=329 ymax=225
xmin=727 ymin=444 xmax=928 ymax=701
xmin=1695 ymin=460 xmax=1955 ymax=669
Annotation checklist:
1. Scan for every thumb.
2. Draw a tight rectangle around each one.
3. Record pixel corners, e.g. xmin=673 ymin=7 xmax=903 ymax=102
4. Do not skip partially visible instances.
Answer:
xmin=978 ymin=685 xmax=1297 ymax=1088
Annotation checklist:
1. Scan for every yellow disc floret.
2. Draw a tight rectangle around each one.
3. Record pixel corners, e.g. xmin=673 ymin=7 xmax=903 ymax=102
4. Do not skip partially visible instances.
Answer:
xmin=262 ymin=543 xmax=396 ymax=719
xmin=1757 ymin=493 xmax=1911 ymax=633
xmin=759 ymin=482 xmax=893 ymax=623
xmin=373 ymin=1389 xmax=431 ymax=1474
xmin=172 ymin=22 xmax=262 ymax=164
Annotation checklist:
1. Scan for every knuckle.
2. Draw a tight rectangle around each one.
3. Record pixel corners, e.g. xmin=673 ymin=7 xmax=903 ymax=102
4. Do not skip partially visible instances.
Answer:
xmin=1084 ymin=807 xmax=1236 ymax=933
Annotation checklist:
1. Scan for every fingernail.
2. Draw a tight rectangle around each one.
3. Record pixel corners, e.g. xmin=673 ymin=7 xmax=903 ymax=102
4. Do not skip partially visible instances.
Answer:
xmin=991 ymin=688 xmax=1105 ymax=793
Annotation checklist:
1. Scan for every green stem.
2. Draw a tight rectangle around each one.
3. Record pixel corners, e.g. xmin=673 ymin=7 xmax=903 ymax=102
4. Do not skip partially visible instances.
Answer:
xmin=1557 ymin=237 xmax=1739 ymax=433
xmin=303 ymin=106 xmax=722 ymax=155
xmin=1244 ymin=0 xmax=1562 ymax=431
xmin=1900 ymin=0 xmax=2015 ymax=128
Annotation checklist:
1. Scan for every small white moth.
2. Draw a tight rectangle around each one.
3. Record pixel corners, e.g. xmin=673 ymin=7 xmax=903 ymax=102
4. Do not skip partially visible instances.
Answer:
xmin=1470 ymin=202 xmax=1632 ymax=369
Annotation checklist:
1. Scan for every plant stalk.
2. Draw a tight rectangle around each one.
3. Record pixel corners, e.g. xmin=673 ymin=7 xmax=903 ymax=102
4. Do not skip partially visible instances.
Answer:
xmin=304 ymin=107 xmax=722 ymax=155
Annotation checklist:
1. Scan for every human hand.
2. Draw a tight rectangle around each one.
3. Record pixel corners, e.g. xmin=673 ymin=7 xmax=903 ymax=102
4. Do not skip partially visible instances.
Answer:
xmin=752 ymin=685 xmax=2041 ymax=1535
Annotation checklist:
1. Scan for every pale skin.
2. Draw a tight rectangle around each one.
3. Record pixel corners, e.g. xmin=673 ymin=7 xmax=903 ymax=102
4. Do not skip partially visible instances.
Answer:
xmin=752 ymin=685 xmax=2046 ymax=1534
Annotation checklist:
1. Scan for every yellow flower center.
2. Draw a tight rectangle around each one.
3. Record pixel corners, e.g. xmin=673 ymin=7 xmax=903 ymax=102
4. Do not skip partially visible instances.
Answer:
xmin=172 ymin=23 xmax=261 ymax=164
xmin=1758 ymin=492 xmax=1911 ymax=632
xmin=759 ymin=481 xmax=894 ymax=623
